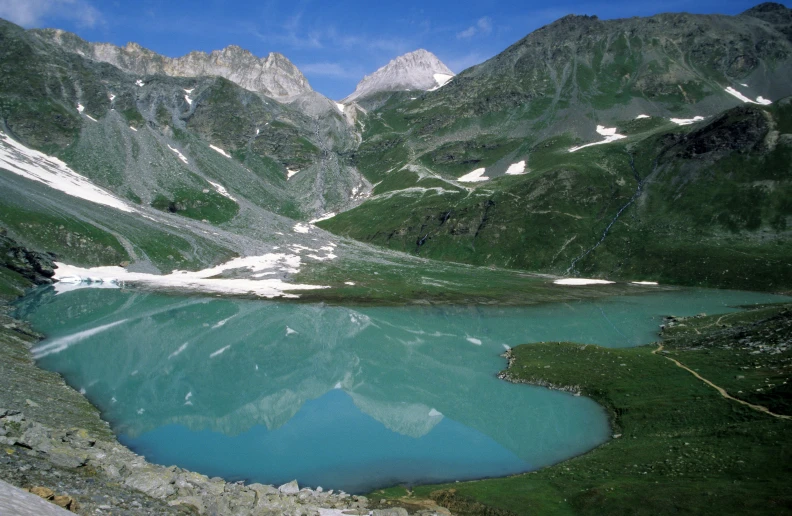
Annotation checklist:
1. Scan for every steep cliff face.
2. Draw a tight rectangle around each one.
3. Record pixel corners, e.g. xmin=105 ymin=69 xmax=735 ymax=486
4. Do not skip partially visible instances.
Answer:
xmin=31 ymin=29 xmax=312 ymax=100
xmin=341 ymin=49 xmax=453 ymax=104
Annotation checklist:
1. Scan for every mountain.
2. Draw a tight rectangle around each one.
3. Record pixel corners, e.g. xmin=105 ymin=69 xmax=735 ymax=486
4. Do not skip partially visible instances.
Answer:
xmin=1 ymin=4 xmax=791 ymax=293
xmin=341 ymin=49 xmax=454 ymax=106
xmin=318 ymin=4 xmax=792 ymax=291
xmin=32 ymin=29 xmax=312 ymax=100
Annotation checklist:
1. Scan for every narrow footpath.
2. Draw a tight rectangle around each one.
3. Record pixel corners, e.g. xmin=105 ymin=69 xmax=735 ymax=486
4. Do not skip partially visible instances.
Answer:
xmin=652 ymin=344 xmax=792 ymax=421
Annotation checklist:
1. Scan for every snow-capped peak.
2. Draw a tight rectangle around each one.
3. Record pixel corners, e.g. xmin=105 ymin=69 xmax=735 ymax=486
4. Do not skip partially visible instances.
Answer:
xmin=342 ymin=49 xmax=454 ymax=103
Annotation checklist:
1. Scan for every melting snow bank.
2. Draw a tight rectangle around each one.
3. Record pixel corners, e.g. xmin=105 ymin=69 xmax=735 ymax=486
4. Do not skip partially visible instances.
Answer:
xmin=432 ymin=73 xmax=454 ymax=90
xmin=0 ymin=131 xmax=135 ymax=212
xmin=209 ymin=144 xmax=231 ymax=158
xmin=569 ymin=125 xmax=626 ymax=152
xmin=206 ymin=179 xmax=236 ymax=201
xmin=52 ymin=254 xmax=330 ymax=299
xmin=505 ymin=160 xmax=527 ymax=175
xmin=670 ymin=116 xmax=705 ymax=126
xmin=167 ymin=145 xmax=189 ymax=164
xmin=458 ymin=167 xmax=489 ymax=182
xmin=636 ymin=114 xmax=651 ymax=119
xmin=310 ymin=212 xmax=336 ymax=224
xmin=631 ymin=281 xmax=659 ymax=286
xmin=724 ymin=87 xmax=772 ymax=106
xmin=554 ymin=278 xmax=615 ymax=286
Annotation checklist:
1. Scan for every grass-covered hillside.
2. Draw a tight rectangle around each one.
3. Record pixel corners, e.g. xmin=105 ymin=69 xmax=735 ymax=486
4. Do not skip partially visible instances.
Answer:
xmin=373 ymin=303 xmax=792 ymax=515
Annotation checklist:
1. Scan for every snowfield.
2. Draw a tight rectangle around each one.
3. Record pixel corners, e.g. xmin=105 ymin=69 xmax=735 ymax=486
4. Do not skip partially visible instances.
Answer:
xmin=724 ymin=87 xmax=772 ymax=105
xmin=505 ymin=160 xmax=527 ymax=175
xmin=458 ymin=168 xmax=489 ymax=182
xmin=0 ymin=131 xmax=135 ymax=212
xmin=569 ymin=125 xmax=626 ymax=153
xmin=51 ymin=253 xmax=332 ymax=299
xmin=670 ymin=116 xmax=705 ymax=126
xmin=209 ymin=144 xmax=232 ymax=158
xmin=554 ymin=278 xmax=615 ymax=285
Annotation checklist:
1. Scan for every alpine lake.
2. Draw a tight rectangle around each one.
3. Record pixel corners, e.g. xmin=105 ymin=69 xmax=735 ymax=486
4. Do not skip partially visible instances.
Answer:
xmin=15 ymin=286 xmax=791 ymax=494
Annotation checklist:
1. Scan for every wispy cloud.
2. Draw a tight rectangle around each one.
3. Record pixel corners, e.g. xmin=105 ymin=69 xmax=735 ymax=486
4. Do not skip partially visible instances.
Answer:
xmin=457 ymin=17 xmax=493 ymax=39
xmin=0 ymin=0 xmax=102 ymax=28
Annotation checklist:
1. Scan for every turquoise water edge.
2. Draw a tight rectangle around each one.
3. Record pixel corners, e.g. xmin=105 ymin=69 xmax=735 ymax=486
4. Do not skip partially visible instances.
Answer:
xmin=17 ymin=287 xmax=790 ymax=493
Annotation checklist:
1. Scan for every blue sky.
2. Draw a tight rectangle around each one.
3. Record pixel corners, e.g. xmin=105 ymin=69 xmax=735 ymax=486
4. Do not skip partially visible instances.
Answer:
xmin=0 ymin=0 xmax=787 ymax=100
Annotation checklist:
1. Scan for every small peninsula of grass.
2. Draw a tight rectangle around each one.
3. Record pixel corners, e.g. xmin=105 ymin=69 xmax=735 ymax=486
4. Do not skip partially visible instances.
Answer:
xmin=373 ymin=304 xmax=792 ymax=515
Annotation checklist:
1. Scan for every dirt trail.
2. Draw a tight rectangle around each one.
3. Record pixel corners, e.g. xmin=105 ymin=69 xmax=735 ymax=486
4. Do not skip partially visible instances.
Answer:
xmin=652 ymin=344 xmax=791 ymax=420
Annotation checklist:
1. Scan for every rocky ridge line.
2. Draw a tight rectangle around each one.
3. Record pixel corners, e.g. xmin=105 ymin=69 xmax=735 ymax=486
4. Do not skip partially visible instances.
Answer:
xmin=31 ymin=29 xmax=312 ymax=100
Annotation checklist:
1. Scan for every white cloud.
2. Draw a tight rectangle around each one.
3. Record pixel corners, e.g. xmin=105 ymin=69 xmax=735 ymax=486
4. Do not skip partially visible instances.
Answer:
xmin=0 ymin=0 xmax=101 ymax=28
xmin=457 ymin=17 xmax=493 ymax=39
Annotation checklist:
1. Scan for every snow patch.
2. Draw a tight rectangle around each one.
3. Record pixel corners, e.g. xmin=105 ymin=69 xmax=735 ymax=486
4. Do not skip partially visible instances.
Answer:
xmin=76 ymin=104 xmax=84 ymax=113
xmin=309 ymin=212 xmax=336 ymax=224
xmin=287 ymin=168 xmax=300 ymax=179
xmin=428 ymin=408 xmax=442 ymax=417
xmin=631 ymin=281 xmax=659 ymax=285
xmin=335 ymin=102 xmax=345 ymax=113
xmin=85 ymin=114 xmax=98 ymax=122
xmin=505 ymin=160 xmax=527 ymax=175
xmin=635 ymin=114 xmax=650 ymax=119
xmin=51 ymin=254 xmax=328 ymax=299
xmin=466 ymin=337 xmax=482 ymax=345
xmin=167 ymin=144 xmax=189 ymax=164
xmin=0 ymin=131 xmax=135 ymax=212
xmin=184 ymin=94 xmax=193 ymax=106
xmin=184 ymin=88 xmax=194 ymax=94
xmin=135 ymin=79 xmax=145 ymax=87
xmin=206 ymin=179 xmax=236 ymax=201
xmin=210 ymin=145 xmax=231 ymax=158
xmin=286 ymin=327 xmax=297 ymax=336
xmin=344 ymin=281 xmax=355 ymax=286
xmin=129 ymin=126 xmax=138 ymax=132
xmin=458 ymin=168 xmax=489 ymax=183
xmin=292 ymin=223 xmax=310 ymax=234
xmin=569 ymin=125 xmax=627 ymax=153
xmin=724 ymin=87 xmax=772 ymax=105
xmin=433 ymin=73 xmax=453 ymax=87
xmin=108 ymin=93 xmax=116 ymax=101
xmin=670 ymin=116 xmax=705 ymax=126
xmin=554 ymin=278 xmax=615 ymax=285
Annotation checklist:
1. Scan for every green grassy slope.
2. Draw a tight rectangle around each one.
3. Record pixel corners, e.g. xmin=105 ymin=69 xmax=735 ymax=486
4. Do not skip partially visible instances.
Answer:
xmin=374 ymin=303 xmax=792 ymax=515
xmin=321 ymin=103 xmax=792 ymax=291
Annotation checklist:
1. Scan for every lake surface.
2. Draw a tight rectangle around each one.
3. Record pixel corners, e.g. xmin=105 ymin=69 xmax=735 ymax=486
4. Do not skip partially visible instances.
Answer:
xmin=17 ymin=287 xmax=790 ymax=493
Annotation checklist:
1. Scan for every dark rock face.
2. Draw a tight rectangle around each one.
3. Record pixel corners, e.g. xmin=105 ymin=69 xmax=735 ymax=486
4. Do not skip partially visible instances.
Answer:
xmin=669 ymin=106 xmax=769 ymax=160
xmin=0 ymin=234 xmax=56 ymax=285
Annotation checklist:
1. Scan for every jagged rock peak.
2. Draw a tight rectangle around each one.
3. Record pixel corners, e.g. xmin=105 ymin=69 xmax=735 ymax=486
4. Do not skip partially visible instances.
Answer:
xmin=341 ymin=49 xmax=454 ymax=104
xmin=32 ymin=28 xmax=312 ymax=100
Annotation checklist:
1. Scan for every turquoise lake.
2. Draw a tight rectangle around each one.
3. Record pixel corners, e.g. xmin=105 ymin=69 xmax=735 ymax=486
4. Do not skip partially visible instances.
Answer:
xmin=16 ymin=287 xmax=790 ymax=493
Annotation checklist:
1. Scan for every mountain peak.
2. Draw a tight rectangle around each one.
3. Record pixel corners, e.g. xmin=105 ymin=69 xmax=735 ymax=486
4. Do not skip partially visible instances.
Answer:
xmin=32 ymin=29 xmax=312 ymax=100
xmin=341 ymin=49 xmax=453 ymax=104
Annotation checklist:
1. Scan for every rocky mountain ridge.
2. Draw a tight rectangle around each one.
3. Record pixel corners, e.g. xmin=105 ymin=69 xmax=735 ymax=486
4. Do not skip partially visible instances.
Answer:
xmin=31 ymin=29 xmax=312 ymax=100
xmin=341 ymin=49 xmax=454 ymax=104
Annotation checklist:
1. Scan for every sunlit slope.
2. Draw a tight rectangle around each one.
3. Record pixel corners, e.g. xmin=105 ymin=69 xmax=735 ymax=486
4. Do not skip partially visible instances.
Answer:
xmin=321 ymin=102 xmax=792 ymax=291
xmin=0 ymin=18 xmax=368 ymax=224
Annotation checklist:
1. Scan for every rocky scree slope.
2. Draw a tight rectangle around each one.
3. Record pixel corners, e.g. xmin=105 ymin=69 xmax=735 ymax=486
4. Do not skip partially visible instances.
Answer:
xmin=0 ymin=17 xmax=374 ymax=276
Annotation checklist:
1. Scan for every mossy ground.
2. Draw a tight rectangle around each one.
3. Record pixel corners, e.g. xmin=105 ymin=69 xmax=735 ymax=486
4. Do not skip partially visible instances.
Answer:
xmin=372 ymin=304 xmax=792 ymax=515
